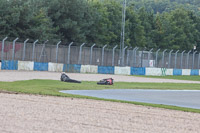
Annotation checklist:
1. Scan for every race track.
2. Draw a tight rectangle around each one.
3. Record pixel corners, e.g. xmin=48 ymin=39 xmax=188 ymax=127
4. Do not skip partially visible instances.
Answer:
xmin=1 ymin=70 xmax=200 ymax=83
xmin=0 ymin=70 xmax=200 ymax=133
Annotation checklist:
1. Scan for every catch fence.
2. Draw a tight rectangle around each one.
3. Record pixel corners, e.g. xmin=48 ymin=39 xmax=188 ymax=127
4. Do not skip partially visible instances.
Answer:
xmin=0 ymin=37 xmax=200 ymax=69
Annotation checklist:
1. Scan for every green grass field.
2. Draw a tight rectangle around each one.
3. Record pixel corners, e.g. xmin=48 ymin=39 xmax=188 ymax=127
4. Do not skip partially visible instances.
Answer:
xmin=0 ymin=79 xmax=200 ymax=113
xmin=134 ymin=75 xmax=200 ymax=81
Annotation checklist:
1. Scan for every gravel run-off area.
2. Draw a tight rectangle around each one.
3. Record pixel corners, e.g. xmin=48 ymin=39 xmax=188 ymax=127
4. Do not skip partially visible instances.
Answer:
xmin=0 ymin=70 xmax=200 ymax=133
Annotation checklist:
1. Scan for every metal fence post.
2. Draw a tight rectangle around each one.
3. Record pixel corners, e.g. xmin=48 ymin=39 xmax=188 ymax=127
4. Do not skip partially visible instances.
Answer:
xmin=90 ymin=44 xmax=96 ymax=65
xmin=56 ymin=41 xmax=61 ymax=63
xmin=22 ymin=39 xmax=29 ymax=61
xmin=131 ymin=47 xmax=137 ymax=66
xmin=67 ymin=42 xmax=73 ymax=64
xmin=162 ymin=49 xmax=167 ymax=68
xmin=101 ymin=44 xmax=107 ymax=66
xmin=134 ymin=47 xmax=139 ymax=67
xmin=192 ymin=51 xmax=197 ymax=69
xmin=168 ymin=50 xmax=173 ymax=68
xmin=155 ymin=49 xmax=160 ymax=67
xmin=126 ymin=47 xmax=132 ymax=66
xmin=39 ymin=40 xmax=49 ymax=62
xmin=198 ymin=53 xmax=200 ymax=69
xmin=148 ymin=48 xmax=153 ymax=67
xmin=1 ymin=37 xmax=8 ymax=61
xmin=174 ymin=50 xmax=179 ymax=69
xmin=186 ymin=50 xmax=191 ymax=69
xmin=112 ymin=45 xmax=118 ymax=66
xmin=32 ymin=40 xmax=39 ymax=61
xmin=78 ymin=43 xmax=85 ymax=64
xmin=12 ymin=38 xmax=19 ymax=61
xmin=122 ymin=46 xmax=128 ymax=66
xmin=140 ymin=48 xmax=145 ymax=67
xmin=180 ymin=50 xmax=185 ymax=69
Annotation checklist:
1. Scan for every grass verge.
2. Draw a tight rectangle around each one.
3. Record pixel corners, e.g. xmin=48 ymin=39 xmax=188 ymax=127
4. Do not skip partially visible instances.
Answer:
xmin=0 ymin=79 xmax=200 ymax=113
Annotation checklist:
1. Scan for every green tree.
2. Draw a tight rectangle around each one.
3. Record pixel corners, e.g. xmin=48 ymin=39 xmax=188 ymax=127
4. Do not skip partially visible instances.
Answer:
xmin=151 ymin=13 xmax=165 ymax=49
xmin=47 ymin=0 xmax=93 ymax=43
xmin=27 ymin=8 xmax=58 ymax=42
xmin=0 ymin=0 xmax=58 ymax=42
xmin=126 ymin=4 xmax=146 ymax=48
xmin=138 ymin=7 xmax=155 ymax=49
xmin=162 ymin=8 xmax=197 ymax=50
xmin=86 ymin=0 xmax=122 ymax=47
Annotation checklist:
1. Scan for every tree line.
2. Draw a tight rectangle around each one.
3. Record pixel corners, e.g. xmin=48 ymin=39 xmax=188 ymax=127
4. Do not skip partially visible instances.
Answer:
xmin=0 ymin=0 xmax=200 ymax=51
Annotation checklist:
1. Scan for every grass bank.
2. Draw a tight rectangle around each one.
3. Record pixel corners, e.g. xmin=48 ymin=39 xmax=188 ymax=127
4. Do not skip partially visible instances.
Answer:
xmin=0 ymin=79 xmax=200 ymax=113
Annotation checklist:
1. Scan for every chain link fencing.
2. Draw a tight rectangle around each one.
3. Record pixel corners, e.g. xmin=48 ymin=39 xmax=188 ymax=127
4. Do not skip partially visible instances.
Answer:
xmin=0 ymin=39 xmax=200 ymax=69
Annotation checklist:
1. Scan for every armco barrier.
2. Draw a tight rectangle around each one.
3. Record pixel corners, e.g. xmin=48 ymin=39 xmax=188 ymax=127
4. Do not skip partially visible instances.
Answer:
xmin=48 ymin=62 xmax=63 ymax=72
xmin=173 ymin=69 xmax=182 ymax=76
xmin=131 ymin=67 xmax=145 ymax=75
xmin=1 ymin=60 xmax=18 ymax=70
xmin=34 ymin=62 xmax=48 ymax=71
xmin=146 ymin=68 xmax=162 ymax=76
xmin=18 ymin=61 xmax=34 ymax=71
xmin=182 ymin=69 xmax=191 ymax=75
xmin=114 ymin=66 xmax=130 ymax=75
xmin=81 ymin=65 xmax=98 ymax=74
xmin=98 ymin=66 xmax=114 ymax=74
xmin=190 ymin=69 xmax=199 ymax=76
xmin=63 ymin=64 xmax=81 ymax=73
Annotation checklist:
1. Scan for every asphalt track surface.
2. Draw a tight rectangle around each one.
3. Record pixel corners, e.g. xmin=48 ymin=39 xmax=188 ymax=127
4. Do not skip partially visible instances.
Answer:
xmin=60 ymin=89 xmax=200 ymax=109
